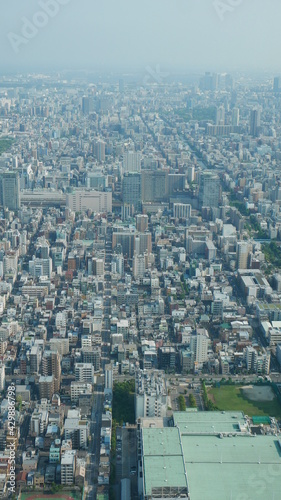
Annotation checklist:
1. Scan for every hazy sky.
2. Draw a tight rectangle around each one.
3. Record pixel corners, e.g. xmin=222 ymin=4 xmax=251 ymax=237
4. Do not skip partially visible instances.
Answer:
xmin=1 ymin=0 xmax=281 ymax=74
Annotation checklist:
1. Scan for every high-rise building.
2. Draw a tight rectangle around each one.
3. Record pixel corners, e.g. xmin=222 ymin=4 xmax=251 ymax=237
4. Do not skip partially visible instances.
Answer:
xmin=29 ymin=257 xmax=52 ymax=278
xmin=74 ymin=363 xmax=95 ymax=383
xmin=0 ymin=172 xmax=20 ymax=211
xmin=173 ymin=203 xmax=191 ymax=219
xmin=123 ymin=172 xmax=141 ymax=212
xmin=92 ymin=258 xmax=104 ymax=276
xmin=105 ymin=363 xmax=113 ymax=390
xmin=0 ymin=363 xmax=5 ymax=392
xmin=250 ymin=109 xmax=261 ymax=137
xmin=82 ymin=96 xmax=92 ymax=114
xmin=112 ymin=230 xmax=135 ymax=259
xmin=61 ymin=450 xmax=76 ymax=485
xmin=199 ymin=72 xmax=218 ymax=91
xmin=237 ymin=242 xmax=250 ymax=270
xmin=123 ymin=151 xmax=141 ymax=173
xmin=134 ymin=232 xmax=152 ymax=255
xmin=42 ymin=350 xmax=61 ymax=394
xmin=199 ymin=171 xmax=220 ymax=208
xmin=232 ymin=107 xmax=240 ymax=126
xmin=135 ymin=369 xmax=168 ymax=419
xmin=190 ymin=330 xmax=209 ymax=366
xmin=141 ymin=170 xmax=169 ymax=202
xmin=273 ymin=77 xmax=281 ymax=92
xmin=94 ymin=139 xmax=106 ymax=162
xmin=136 ymin=214 xmax=149 ymax=232
xmin=30 ymin=346 xmax=40 ymax=374
xmin=216 ymin=106 xmax=225 ymax=126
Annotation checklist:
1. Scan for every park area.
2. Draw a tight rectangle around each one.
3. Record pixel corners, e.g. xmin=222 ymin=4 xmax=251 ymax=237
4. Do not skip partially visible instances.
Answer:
xmin=21 ymin=492 xmax=81 ymax=500
xmin=208 ymin=384 xmax=281 ymax=418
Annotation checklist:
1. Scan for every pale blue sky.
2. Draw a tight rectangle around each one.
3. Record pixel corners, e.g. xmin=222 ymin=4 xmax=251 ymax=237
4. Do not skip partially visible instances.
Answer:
xmin=1 ymin=0 xmax=280 ymax=74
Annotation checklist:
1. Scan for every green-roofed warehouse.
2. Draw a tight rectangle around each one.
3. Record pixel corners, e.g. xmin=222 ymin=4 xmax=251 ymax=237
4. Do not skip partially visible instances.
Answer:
xmin=139 ymin=411 xmax=281 ymax=499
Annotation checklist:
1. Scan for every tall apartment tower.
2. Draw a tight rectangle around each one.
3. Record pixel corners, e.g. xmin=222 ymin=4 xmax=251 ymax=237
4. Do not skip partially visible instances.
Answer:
xmin=136 ymin=214 xmax=148 ymax=232
xmin=237 ymin=242 xmax=250 ymax=270
xmin=250 ymin=109 xmax=261 ymax=137
xmin=0 ymin=172 xmax=20 ymax=211
xmin=42 ymin=350 xmax=61 ymax=393
xmin=199 ymin=171 xmax=220 ymax=208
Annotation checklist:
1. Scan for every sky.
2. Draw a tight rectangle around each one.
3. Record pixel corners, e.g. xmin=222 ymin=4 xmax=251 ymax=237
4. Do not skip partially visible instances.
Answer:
xmin=0 ymin=0 xmax=281 ymax=75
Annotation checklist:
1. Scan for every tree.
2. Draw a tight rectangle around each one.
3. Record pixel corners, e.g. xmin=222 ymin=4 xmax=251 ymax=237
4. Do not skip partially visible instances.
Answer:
xmin=178 ymin=395 xmax=186 ymax=411
xmin=188 ymin=394 xmax=197 ymax=408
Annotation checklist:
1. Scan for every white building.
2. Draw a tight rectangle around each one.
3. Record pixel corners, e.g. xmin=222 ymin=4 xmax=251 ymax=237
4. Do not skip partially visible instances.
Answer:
xmin=173 ymin=203 xmax=191 ymax=219
xmin=61 ymin=450 xmax=76 ymax=485
xmin=105 ymin=364 xmax=113 ymax=390
xmin=74 ymin=363 xmax=95 ymax=383
xmin=135 ymin=369 xmax=168 ymax=419
xmin=123 ymin=151 xmax=141 ymax=173
xmin=0 ymin=364 xmax=5 ymax=391
xmin=190 ymin=329 xmax=209 ymax=366
xmin=70 ymin=382 xmax=92 ymax=402
xmin=66 ymin=189 xmax=112 ymax=213
xmin=29 ymin=257 xmax=52 ymax=278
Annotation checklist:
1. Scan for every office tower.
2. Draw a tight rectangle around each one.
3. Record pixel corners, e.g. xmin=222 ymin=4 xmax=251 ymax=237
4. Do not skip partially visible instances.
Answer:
xmin=123 ymin=151 xmax=141 ymax=173
xmin=86 ymin=172 xmax=108 ymax=190
xmin=216 ymin=106 xmax=225 ymax=126
xmin=123 ymin=172 xmax=141 ymax=212
xmin=40 ymin=243 xmax=49 ymax=259
xmin=199 ymin=171 xmax=220 ymax=208
xmin=273 ymin=77 xmax=281 ymax=92
xmin=173 ymin=203 xmax=191 ymax=219
xmin=42 ymin=350 xmax=61 ymax=393
xmin=167 ymin=174 xmax=186 ymax=194
xmin=0 ymin=172 xmax=20 ymax=211
xmin=134 ymin=232 xmax=152 ymax=255
xmin=94 ymin=139 xmax=106 ymax=162
xmin=121 ymin=203 xmax=133 ymax=221
xmin=250 ymin=109 xmax=261 ymax=137
xmin=82 ymin=96 xmax=92 ymax=114
xmin=237 ymin=242 xmax=249 ymax=270
xmin=29 ymin=257 xmax=52 ymax=278
xmin=187 ymin=166 xmax=195 ymax=183
xmin=232 ymin=107 xmax=240 ymax=126
xmin=199 ymin=72 xmax=218 ymax=91
xmin=141 ymin=170 xmax=169 ymax=202
xmin=136 ymin=214 xmax=149 ymax=232
xmin=112 ymin=231 xmax=135 ymax=259
xmin=92 ymin=257 xmax=104 ymax=276
xmin=225 ymin=74 xmax=234 ymax=90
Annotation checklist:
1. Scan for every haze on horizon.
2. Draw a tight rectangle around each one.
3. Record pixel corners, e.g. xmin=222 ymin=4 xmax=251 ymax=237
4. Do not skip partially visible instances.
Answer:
xmin=0 ymin=0 xmax=280 ymax=76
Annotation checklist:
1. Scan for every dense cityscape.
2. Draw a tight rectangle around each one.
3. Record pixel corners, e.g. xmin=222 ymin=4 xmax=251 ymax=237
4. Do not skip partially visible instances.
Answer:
xmin=0 ymin=70 xmax=281 ymax=499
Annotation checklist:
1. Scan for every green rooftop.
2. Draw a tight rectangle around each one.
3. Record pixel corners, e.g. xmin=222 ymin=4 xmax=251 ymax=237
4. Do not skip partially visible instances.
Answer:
xmin=141 ymin=412 xmax=281 ymax=499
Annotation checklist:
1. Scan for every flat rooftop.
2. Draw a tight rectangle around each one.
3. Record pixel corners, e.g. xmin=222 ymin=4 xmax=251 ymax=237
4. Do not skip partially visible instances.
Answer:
xmin=142 ymin=412 xmax=281 ymax=499
xmin=173 ymin=410 xmax=248 ymax=435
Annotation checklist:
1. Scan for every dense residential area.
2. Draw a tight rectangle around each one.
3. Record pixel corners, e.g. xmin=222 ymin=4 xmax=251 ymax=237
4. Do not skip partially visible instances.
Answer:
xmin=0 ymin=72 xmax=281 ymax=499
